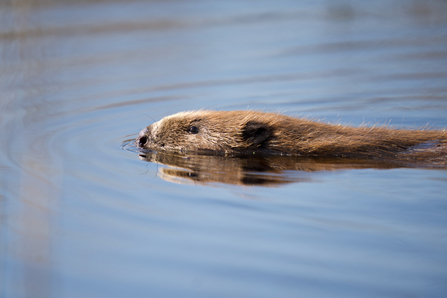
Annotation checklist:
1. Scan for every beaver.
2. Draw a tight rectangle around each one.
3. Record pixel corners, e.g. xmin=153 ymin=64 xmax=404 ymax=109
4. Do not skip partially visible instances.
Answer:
xmin=135 ymin=110 xmax=447 ymax=165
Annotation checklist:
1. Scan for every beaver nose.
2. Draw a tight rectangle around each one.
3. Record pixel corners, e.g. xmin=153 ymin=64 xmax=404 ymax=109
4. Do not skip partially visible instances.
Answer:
xmin=137 ymin=136 xmax=148 ymax=147
xmin=136 ymin=127 xmax=150 ymax=148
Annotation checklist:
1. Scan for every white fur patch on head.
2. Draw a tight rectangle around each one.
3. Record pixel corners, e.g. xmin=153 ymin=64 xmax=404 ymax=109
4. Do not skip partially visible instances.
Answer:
xmin=151 ymin=112 xmax=193 ymax=138
xmin=138 ymin=127 xmax=149 ymax=137
xmin=150 ymin=121 xmax=161 ymax=138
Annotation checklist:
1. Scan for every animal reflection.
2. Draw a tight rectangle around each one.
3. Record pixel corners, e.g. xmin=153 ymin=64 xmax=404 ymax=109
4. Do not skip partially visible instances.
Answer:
xmin=138 ymin=151 xmax=423 ymax=186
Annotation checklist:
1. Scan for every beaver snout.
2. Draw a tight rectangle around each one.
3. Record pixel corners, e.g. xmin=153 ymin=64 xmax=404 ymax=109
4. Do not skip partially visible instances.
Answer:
xmin=136 ymin=127 xmax=150 ymax=148
xmin=137 ymin=135 xmax=148 ymax=147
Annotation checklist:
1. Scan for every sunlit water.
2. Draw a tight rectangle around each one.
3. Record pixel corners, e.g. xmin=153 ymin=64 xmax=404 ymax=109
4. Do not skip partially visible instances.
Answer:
xmin=1 ymin=0 xmax=447 ymax=297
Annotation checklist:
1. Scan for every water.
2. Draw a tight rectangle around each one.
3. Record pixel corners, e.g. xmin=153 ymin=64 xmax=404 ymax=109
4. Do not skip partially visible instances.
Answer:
xmin=1 ymin=0 xmax=447 ymax=297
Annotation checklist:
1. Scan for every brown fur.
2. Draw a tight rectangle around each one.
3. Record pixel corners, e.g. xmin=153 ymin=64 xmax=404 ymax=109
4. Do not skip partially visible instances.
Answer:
xmin=136 ymin=110 xmax=447 ymax=165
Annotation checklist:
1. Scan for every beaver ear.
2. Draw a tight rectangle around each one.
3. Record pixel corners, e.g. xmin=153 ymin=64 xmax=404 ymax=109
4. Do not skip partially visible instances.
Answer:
xmin=241 ymin=121 xmax=271 ymax=146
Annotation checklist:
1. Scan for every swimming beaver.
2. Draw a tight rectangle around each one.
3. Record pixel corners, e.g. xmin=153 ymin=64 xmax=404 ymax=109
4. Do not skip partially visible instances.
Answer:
xmin=136 ymin=110 xmax=447 ymax=164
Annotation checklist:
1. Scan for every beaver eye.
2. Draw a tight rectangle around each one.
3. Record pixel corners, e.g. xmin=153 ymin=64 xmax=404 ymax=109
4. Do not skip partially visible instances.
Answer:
xmin=188 ymin=126 xmax=199 ymax=134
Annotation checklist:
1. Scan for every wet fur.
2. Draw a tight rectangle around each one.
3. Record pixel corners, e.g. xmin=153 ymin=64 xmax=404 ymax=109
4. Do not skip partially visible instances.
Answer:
xmin=136 ymin=111 xmax=447 ymax=164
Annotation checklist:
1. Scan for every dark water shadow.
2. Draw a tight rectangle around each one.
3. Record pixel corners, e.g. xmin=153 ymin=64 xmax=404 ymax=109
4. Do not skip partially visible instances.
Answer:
xmin=123 ymin=140 xmax=444 ymax=187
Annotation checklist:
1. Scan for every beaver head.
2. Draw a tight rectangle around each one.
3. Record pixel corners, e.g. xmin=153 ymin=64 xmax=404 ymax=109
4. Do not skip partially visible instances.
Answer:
xmin=135 ymin=111 xmax=274 ymax=153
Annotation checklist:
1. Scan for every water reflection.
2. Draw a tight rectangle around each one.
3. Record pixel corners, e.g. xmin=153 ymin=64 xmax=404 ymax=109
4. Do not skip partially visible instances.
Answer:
xmin=135 ymin=148 xmax=423 ymax=186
